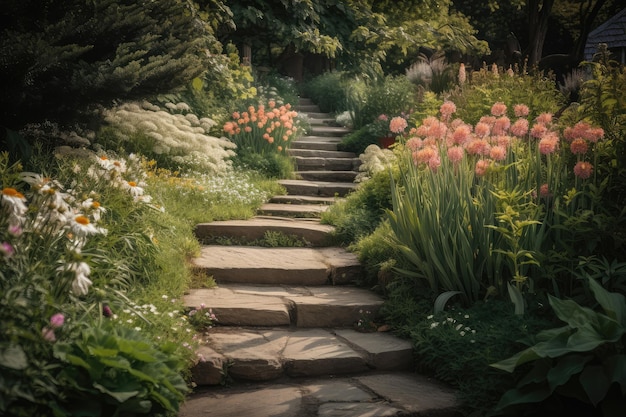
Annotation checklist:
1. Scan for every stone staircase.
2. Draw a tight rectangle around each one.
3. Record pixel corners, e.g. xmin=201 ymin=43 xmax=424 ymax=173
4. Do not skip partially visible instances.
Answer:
xmin=178 ymin=98 xmax=461 ymax=417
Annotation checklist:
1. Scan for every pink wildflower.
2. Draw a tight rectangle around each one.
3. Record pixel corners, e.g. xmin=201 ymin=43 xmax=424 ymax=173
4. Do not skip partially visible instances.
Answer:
xmin=466 ymin=138 xmax=491 ymax=156
xmin=495 ymin=135 xmax=512 ymax=148
xmin=586 ymin=127 xmax=604 ymax=143
xmin=0 ymin=242 xmax=14 ymax=258
xmin=479 ymin=116 xmax=497 ymax=126
xmin=451 ymin=125 xmax=472 ymax=145
xmin=539 ymin=184 xmax=551 ymax=198
xmin=573 ymin=161 xmax=593 ymax=179
xmin=427 ymin=122 xmax=448 ymax=139
xmin=440 ymin=101 xmax=457 ymax=120
xmin=510 ymin=119 xmax=529 ymax=137
xmin=414 ymin=147 xmax=438 ymax=165
xmin=50 ymin=313 xmax=65 ymax=328
xmin=447 ymin=146 xmax=465 ymax=164
xmin=428 ymin=155 xmax=441 ymax=171
xmin=538 ymin=134 xmax=559 ymax=155
xmin=378 ymin=114 xmax=389 ymax=121
xmin=536 ymin=113 xmax=553 ymax=125
xmin=492 ymin=116 xmax=511 ymax=136
xmin=530 ymin=123 xmax=548 ymax=139
xmin=570 ymin=138 xmax=588 ymax=155
xmin=491 ymin=102 xmax=507 ymax=117
xmin=489 ymin=145 xmax=507 ymax=161
xmin=475 ymin=159 xmax=491 ymax=177
xmin=474 ymin=122 xmax=491 ymax=138
xmin=42 ymin=327 xmax=56 ymax=342
xmin=406 ymin=137 xmax=423 ymax=151
xmin=389 ymin=117 xmax=408 ymax=134
xmin=514 ymin=104 xmax=530 ymax=118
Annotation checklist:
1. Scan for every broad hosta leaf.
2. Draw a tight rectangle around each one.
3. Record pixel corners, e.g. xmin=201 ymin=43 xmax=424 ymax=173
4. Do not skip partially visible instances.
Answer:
xmin=580 ymin=365 xmax=612 ymax=406
xmin=588 ymin=277 xmax=626 ymax=325
xmin=604 ymin=355 xmax=626 ymax=395
xmin=546 ymin=354 xmax=591 ymax=391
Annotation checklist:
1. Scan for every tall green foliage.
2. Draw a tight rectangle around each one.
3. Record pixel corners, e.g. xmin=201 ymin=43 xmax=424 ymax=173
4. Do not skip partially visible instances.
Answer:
xmin=0 ymin=0 xmax=219 ymax=130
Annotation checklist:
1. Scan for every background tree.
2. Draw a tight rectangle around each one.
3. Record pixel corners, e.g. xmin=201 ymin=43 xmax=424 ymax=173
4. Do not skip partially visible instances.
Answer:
xmin=0 ymin=0 xmax=220 ymax=131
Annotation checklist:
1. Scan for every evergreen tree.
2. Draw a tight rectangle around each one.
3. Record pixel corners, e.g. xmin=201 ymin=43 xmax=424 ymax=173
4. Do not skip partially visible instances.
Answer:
xmin=0 ymin=0 xmax=220 ymax=131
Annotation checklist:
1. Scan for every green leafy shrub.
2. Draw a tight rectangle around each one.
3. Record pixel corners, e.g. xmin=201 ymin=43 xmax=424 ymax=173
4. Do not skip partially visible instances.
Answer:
xmin=302 ymin=72 xmax=351 ymax=113
xmin=491 ymin=277 xmax=626 ymax=417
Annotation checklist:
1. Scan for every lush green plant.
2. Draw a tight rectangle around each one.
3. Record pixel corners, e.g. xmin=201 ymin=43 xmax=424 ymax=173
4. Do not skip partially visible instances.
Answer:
xmin=491 ymin=277 xmax=626 ymax=417
xmin=405 ymin=52 xmax=457 ymax=94
xmin=302 ymin=71 xmax=352 ymax=114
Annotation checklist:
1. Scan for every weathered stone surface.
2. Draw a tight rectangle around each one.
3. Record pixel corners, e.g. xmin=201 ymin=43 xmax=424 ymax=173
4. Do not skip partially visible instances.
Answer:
xmin=194 ymin=217 xmax=334 ymax=246
xmin=192 ymin=246 xmax=331 ymax=285
xmin=297 ymin=170 xmax=358 ymax=182
xmin=205 ymin=328 xmax=287 ymax=381
xmin=317 ymin=402 xmax=401 ymax=417
xmin=317 ymin=247 xmax=363 ymax=284
xmin=293 ymin=156 xmax=360 ymax=171
xmin=334 ymin=330 xmax=414 ymax=371
xmin=191 ymin=346 xmax=225 ymax=386
xmin=269 ymin=195 xmax=340 ymax=205
xmin=258 ymin=202 xmax=329 ymax=217
xmin=179 ymin=386 xmax=303 ymax=417
xmin=357 ymin=373 xmax=461 ymax=416
xmin=310 ymin=125 xmax=351 ymax=137
xmin=278 ymin=179 xmax=357 ymax=197
xmin=288 ymin=148 xmax=355 ymax=158
xmin=183 ymin=287 xmax=291 ymax=326
xmin=283 ymin=329 xmax=368 ymax=377
xmin=304 ymin=381 xmax=374 ymax=402
xmin=293 ymin=287 xmax=383 ymax=328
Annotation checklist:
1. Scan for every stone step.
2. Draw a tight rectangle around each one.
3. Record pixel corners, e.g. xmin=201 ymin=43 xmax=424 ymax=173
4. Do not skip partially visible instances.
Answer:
xmin=257 ymin=202 xmax=329 ymax=217
xmin=190 ymin=327 xmax=414 ymax=384
xmin=305 ymin=112 xmax=334 ymax=119
xmin=181 ymin=373 xmax=461 ymax=417
xmin=309 ymin=125 xmax=351 ymax=137
xmin=293 ymin=156 xmax=360 ymax=171
xmin=290 ymin=140 xmax=340 ymax=151
xmin=288 ymin=148 xmax=356 ymax=159
xmin=269 ymin=195 xmax=340 ymax=205
xmin=295 ymin=104 xmax=321 ymax=113
xmin=297 ymin=97 xmax=315 ymax=105
xmin=184 ymin=284 xmax=384 ymax=328
xmin=191 ymin=246 xmax=362 ymax=285
xmin=296 ymin=135 xmax=343 ymax=143
xmin=278 ymin=179 xmax=358 ymax=197
xmin=296 ymin=170 xmax=358 ymax=182
xmin=194 ymin=217 xmax=335 ymax=247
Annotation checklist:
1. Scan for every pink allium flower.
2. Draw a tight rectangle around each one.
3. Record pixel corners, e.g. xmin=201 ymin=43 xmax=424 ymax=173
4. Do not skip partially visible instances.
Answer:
xmin=479 ymin=116 xmax=496 ymax=126
xmin=574 ymin=161 xmax=593 ymax=179
xmin=510 ymin=119 xmax=529 ymax=137
xmin=378 ymin=114 xmax=389 ymax=121
xmin=530 ymin=123 xmax=548 ymax=139
xmin=427 ymin=122 xmax=448 ymax=139
xmin=474 ymin=122 xmax=491 ymax=138
xmin=406 ymin=137 xmax=423 ymax=151
xmin=491 ymin=102 xmax=507 ymax=117
xmin=539 ymin=184 xmax=551 ymax=198
xmin=539 ymin=134 xmax=559 ymax=155
xmin=586 ymin=127 xmax=604 ymax=143
xmin=570 ymin=138 xmax=588 ymax=155
xmin=0 ymin=242 xmax=14 ymax=258
xmin=440 ymin=101 xmax=457 ymax=120
xmin=414 ymin=147 xmax=438 ymax=165
xmin=447 ymin=146 xmax=465 ymax=164
xmin=451 ymin=125 xmax=472 ymax=145
xmin=495 ymin=135 xmax=512 ymax=148
xmin=389 ymin=116 xmax=408 ymax=134
xmin=514 ymin=104 xmax=530 ymax=118
xmin=428 ymin=155 xmax=441 ymax=171
xmin=492 ymin=116 xmax=511 ymax=136
xmin=490 ymin=145 xmax=507 ymax=161
xmin=536 ymin=113 xmax=553 ymax=125
xmin=42 ymin=327 xmax=56 ymax=342
xmin=466 ymin=138 xmax=491 ymax=156
xmin=475 ymin=159 xmax=491 ymax=177
xmin=50 ymin=313 xmax=65 ymax=328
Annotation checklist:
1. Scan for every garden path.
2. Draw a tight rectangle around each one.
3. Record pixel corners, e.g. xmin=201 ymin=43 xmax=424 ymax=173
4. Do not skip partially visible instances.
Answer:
xmin=178 ymin=99 xmax=461 ymax=417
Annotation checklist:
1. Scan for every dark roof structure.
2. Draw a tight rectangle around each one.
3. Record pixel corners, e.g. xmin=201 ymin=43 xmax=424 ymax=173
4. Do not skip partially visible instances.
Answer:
xmin=584 ymin=8 xmax=626 ymax=62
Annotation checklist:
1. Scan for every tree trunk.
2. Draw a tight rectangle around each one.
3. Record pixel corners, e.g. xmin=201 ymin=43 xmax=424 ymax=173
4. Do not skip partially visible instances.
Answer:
xmin=572 ymin=0 xmax=608 ymax=61
xmin=526 ymin=0 xmax=555 ymax=66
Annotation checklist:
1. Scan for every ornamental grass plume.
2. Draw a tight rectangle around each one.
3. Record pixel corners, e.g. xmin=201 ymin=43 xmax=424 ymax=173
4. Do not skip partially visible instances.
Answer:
xmin=223 ymin=100 xmax=301 ymax=155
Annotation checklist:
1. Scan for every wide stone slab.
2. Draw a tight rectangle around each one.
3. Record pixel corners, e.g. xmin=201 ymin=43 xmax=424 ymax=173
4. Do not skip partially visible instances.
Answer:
xmin=194 ymin=217 xmax=335 ymax=246
xmin=317 ymin=402 xmax=401 ymax=416
xmin=310 ymin=125 xmax=351 ymax=137
xmin=357 ymin=373 xmax=461 ymax=416
xmin=191 ymin=246 xmax=361 ymax=285
xmin=293 ymin=156 xmax=360 ymax=171
xmin=288 ymin=149 xmax=355 ymax=158
xmin=293 ymin=287 xmax=383 ymax=327
xmin=278 ymin=179 xmax=357 ymax=197
xmin=258 ymin=202 xmax=329 ymax=217
xmin=282 ymin=329 xmax=369 ymax=377
xmin=334 ymin=329 xmax=414 ymax=371
xmin=183 ymin=287 xmax=291 ymax=326
xmin=296 ymin=170 xmax=358 ymax=182
xmin=179 ymin=385 xmax=303 ymax=417
xmin=269 ymin=195 xmax=340 ymax=205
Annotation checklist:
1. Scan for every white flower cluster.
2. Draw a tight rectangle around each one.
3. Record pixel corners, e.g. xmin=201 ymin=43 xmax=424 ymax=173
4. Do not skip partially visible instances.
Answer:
xmin=426 ymin=313 xmax=477 ymax=343
xmin=102 ymin=101 xmax=236 ymax=173
xmin=1 ymin=154 xmax=154 ymax=297
xmin=335 ymin=111 xmax=354 ymax=129
xmin=355 ymin=144 xmax=397 ymax=182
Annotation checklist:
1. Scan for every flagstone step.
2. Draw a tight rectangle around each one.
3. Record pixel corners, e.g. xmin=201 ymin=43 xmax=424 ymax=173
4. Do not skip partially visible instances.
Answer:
xmin=308 ymin=117 xmax=337 ymax=126
xmin=295 ymin=104 xmax=321 ymax=113
xmin=304 ymin=112 xmax=334 ymax=119
xmin=289 ymin=147 xmax=356 ymax=159
xmin=296 ymin=170 xmax=358 ymax=182
xmin=184 ymin=284 xmax=384 ymax=328
xmin=296 ymin=135 xmax=343 ymax=143
xmin=194 ymin=217 xmax=335 ymax=246
xmin=296 ymin=97 xmax=315 ymax=105
xmin=190 ymin=327 xmax=413 ymax=384
xmin=180 ymin=373 xmax=461 ymax=417
xmin=291 ymin=141 xmax=340 ymax=151
xmin=293 ymin=156 xmax=360 ymax=171
xmin=278 ymin=179 xmax=358 ymax=197
xmin=309 ymin=125 xmax=351 ymax=137
xmin=258 ymin=202 xmax=329 ymax=217
xmin=191 ymin=246 xmax=362 ymax=285
xmin=269 ymin=195 xmax=340 ymax=205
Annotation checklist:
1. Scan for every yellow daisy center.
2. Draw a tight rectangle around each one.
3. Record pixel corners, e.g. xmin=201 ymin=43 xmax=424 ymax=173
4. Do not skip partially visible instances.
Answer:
xmin=75 ymin=215 xmax=90 ymax=225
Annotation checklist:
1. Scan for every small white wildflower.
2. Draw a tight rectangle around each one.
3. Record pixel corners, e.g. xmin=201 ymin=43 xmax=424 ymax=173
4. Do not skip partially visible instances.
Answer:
xmin=460 ymin=331 xmax=466 ymax=336
xmin=464 ymin=314 xmax=470 ymax=319
xmin=427 ymin=315 xmax=434 ymax=320
xmin=430 ymin=322 xmax=439 ymax=329
xmin=134 ymin=327 xmax=141 ymax=331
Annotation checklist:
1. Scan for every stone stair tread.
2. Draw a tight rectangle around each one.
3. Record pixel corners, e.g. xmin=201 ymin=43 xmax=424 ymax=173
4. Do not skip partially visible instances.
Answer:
xmin=310 ymin=125 xmax=351 ymax=137
xmin=296 ymin=135 xmax=344 ymax=142
xmin=258 ymin=202 xmax=329 ymax=217
xmin=296 ymin=170 xmax=358 ymax=182
xmin=184 ymin=284 xmax=384 ymax=328
xmin=293 ymin=155 xmax=360 ymax=170
xmin=191 ymin=246 xmax=361 ymax=285
xmin=194 ymin=217 xmax=335 ymax=246
xmin=269 ymin=195 xmax=340 ymax=205
xmin=288 ymin=149 xmax=355 ymax=158
xmin=278 ymin=179 xmax=358 ymax=197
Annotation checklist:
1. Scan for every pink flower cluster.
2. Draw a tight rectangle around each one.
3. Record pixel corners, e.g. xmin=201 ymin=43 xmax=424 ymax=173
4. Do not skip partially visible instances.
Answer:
xmin=404 ymin=101 xmax=603 ymax=183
